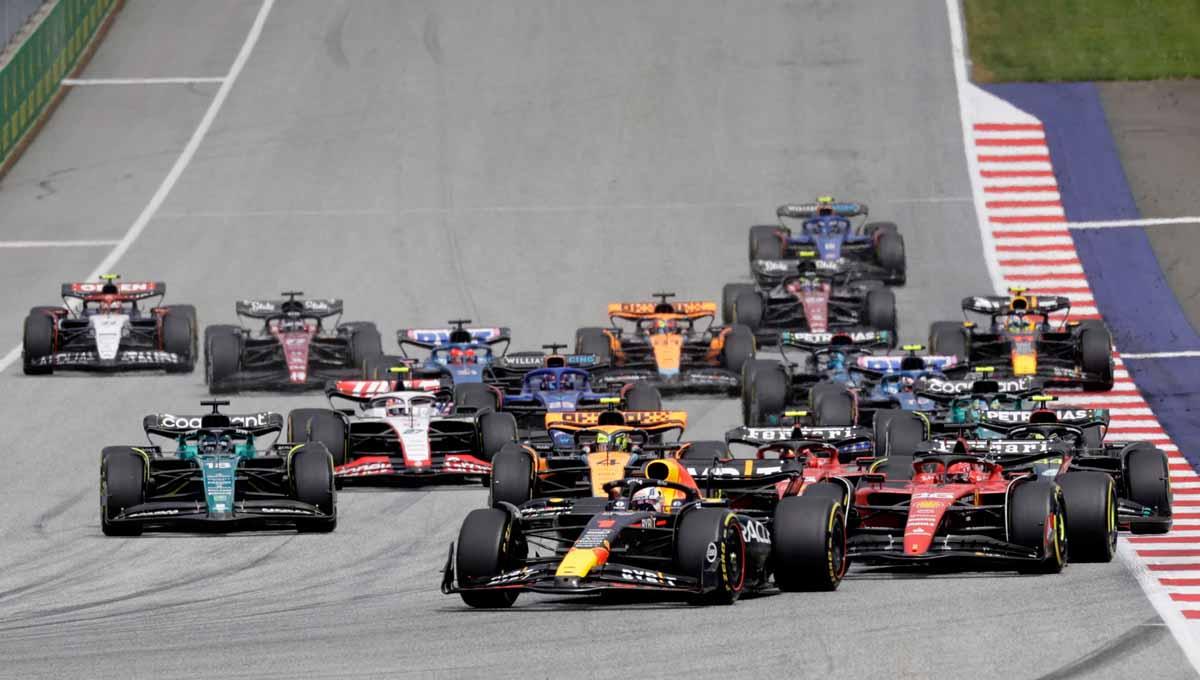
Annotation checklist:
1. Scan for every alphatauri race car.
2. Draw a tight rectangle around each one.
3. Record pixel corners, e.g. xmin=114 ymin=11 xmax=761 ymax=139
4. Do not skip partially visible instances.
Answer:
xmin=23 ymin=275 xmax=196 ymax=374
xmin=100 ymin=401 xmax=336 ymax=535
xmin=205 ymin=291 xmax=383 ymax=393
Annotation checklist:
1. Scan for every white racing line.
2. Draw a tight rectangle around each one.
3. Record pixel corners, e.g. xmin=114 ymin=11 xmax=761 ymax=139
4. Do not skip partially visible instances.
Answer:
xmin=944 ymin=0 xmax=1200 ymax=670
xmin=0 ymin=0 xmax=277 ymax=374
xmin=62 ymin=77 xmax=226 ymax=85
xmin=0 ymin=240 xmax=120 ymax=247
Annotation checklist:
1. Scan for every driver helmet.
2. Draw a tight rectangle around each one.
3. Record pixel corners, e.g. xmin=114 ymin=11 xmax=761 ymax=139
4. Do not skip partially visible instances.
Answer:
xmin=539 ymin=375 xmax=556 ymax=391
xmin=1004 ymin=313 xmax=1033 ymax=333
xmin=610 ymin=431 xmax=631 ymax=452
xmin=385 ymin=398 xmax=408 ymax=417
xmin=826 ymin=353 xmax=846 ymax=371
xmin=449 ymin=347 xmax=464 ymax=364
xmin=560 ymin=373 xmax=576 ymax=390
xmin=97 ymin=294 xmax=123 ymax=313
xmin=655 ymin=318 xmax=678 ymax=333
xmin=945 ymin=461 xmax=975 ymax=483
xmin=199 ymin=433 xmax=231 ymax=455
xmin=630 ymin=486 xmax=664 ymax=513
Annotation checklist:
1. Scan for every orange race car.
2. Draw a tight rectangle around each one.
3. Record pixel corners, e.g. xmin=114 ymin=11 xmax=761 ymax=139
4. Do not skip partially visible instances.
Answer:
xmin=574 ymin=292 xmax=755 ymax=395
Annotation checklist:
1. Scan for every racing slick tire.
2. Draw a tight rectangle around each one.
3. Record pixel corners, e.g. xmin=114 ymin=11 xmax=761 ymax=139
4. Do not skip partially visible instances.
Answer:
xmin=288 ymin=408 xmax=348 ymax=467
xmin=773 ymin=495 xmax=847 ymax=592
xmin=624 ymin=383 xmax=662 ymax=411
xmin=676 ymin=508 xmax=745 ymax=605
xmin=1077 ymin=320 xmax=1115 ymax=391
xmin=455 ymin=383 xmax=499 ymax=413
xmin=743 ymin=360 xmax=787 ymax=426
xmin=681 ymin=440 xmax=728 ymax=461
xmin=478 ymin=411 xmax=519 ymax=462
xmin=343 ymin=321 xmax=384 ymax=367
xmin=205 ymin=325 xmax=242 ymax=393
xmin=1125 ymin=443 xmax=1172 ymax=534
xmin=749 ymin=225 xmax=784 ymax=261
xmin=456 ymin=508 xmax=523 ymax=608
xmin=575 ymin=327 xmax=612 ymax=364
xmin=872 ymin=410 xmax=926 ymax=479
xmin=731 ymin=291 xmax=764 ymax=332
xmin=362 ymin=353 xmax=408 ymax=379
xmin=489 ymin=444 xmax=535 ymax=508
xmin=802 ymin=481 xmax=849 ymax=509
xmin=722 ymin=283 xmax=756 ymax=325
xmin=1058 ymin=471 xmax=1117 ymax=563
xmin=291 ymin=444 xmax=337 ymax=533
xmin=161 ymin=309 xmax=194 ymax=373
xmin=810 ymin=382 xmax=854 ymax=427
xmin=929 ymin=321 xmax=970 ymax=363
xmin=162 ymin=304 xmax=198 ymax=354
xmin=872 ymin=227 xmax=906 ymax=285
xmin=1009 ymin=481 xmax=1067 ymax=574
xmin=101 ymin=447 xmax=145 ymax=537
xmin=721 ymin=324 xmax=756 ymax=375
xmin=865 ymin=287 xmax=897 ymax=343
xmin=22 ymin=307 xmax=57 ymax=375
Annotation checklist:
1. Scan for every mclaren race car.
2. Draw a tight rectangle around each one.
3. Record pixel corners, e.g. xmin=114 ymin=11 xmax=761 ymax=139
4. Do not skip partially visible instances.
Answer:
xmin=205 ymin=291 xmax=383 ymax=393
xmin=100 ymin=401 xmax=336 ymax=535
xmin=23 ymin=274 xmax=196 ymax=374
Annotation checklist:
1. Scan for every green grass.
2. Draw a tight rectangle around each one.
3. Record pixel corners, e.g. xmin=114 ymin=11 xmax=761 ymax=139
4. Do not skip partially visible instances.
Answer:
xmin=964 ymin=0 xmax=1200 ymax=82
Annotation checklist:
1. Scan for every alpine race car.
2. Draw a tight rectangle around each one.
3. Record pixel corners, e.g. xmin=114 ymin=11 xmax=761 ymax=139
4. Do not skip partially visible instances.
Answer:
xmin=205 ymin=291 xmax=383 ymax=393
xmin=395 ymin=320 xmax=511 ymax=384
xmin=929 ymin=287 xmax=1114 ymax=390
xmin=288 ymin=367 xmax=517 ymax=483
xmin=100 ymin=401 xmax=336 ymax=535
xmin=23 ymin=274 xmax=196 ymax=374
xmin=744 ymin=197 xmax=905 ymax=285
xmin=576 ymin=293 xmax=755 ymax=395
xmin=441 ymin=457 xmax=846 ymax=607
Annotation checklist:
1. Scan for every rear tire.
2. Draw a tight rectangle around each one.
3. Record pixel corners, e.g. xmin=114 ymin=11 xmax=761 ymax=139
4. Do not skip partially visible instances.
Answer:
xmin=722 ymin=283 xmax=756 ymax=325
xmin=929 ymin=321 xmax=970 ymax=363
xmin=773 ymin=495 xmax=847 ymax=591
xmin=865 ymin=288 xmax=897 ymax=343
xmin=874 ymin=229 xmax=906 ymax=284
xmin=478 ymin=411 xmax=518 ymax=462
xmin=292 ymin=444 xmax=336 ymax=532
xmin=455 ymin=383 xmax=499 ymax=413
xmin=101 ymin=447 xmax=145 ymax=537
xmin=161 ymin=310 xmax=194 ymax=373
xmin=810 ymin=382 xmax=854 ymax=427
xmin=288 ymin=408 xmax=348 ymax=467
xmin=1078 ymin=321 xmax=1115 ymax=391
xmin=676 ymin=508 xmax=744 ymax=605
xmin=575 ymin=327 xmax=612 ymax=364
xmin=682 ymin=440 xmax=728 ymax=461
xmin=456 ymin=508 xmax=523 ymax=608
xmin=1126 ymin=443 xmax=1172 ymax=534
xmin=872 ymin=410 xmax=926 ymax=478
xmin=743 ymin=360 xmax=787 ymax=426
xmin=624 ymin=383 xmax=662 ymax=411
xmin=749 ymin=225 xmax=784 ymax=260
xmin=1009 ymin=481 xmax=1066 ymax=574
xmin=490 ymin=444 xmax=535 ymax=508
xmin=362 ymin=353 xmax=408 ymax=379
xmin=802 ymin=481 xmax=848 ymax=508
xmin=346 ymin=322 xmax=384 ymax=367
xmin=205 ymin=325 xmax=242 ymax=393
xmin=721 ymin=324 xmax=755 ymax=375
xmin=732 ymin=291 xmax=764 ymax=332
xmin=22 ymin=309 xmax=56 ymax=375
xmin=161 ymin=304 xmax=198 ymax=356
xmin=1058 ymin=471 xmax=1117 ymax=563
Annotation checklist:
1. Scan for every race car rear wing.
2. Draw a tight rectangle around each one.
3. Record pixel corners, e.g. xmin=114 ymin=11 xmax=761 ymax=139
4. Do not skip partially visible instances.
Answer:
xmin=545 ymin=409 xmax=688 ymax=433
xmin=397 ymin=325 xmax=511 ymax=350
xmin=962 ymin=294 xmax=1071 ymax=316
xmin=62 ymin=280 xmax=165 ymax=300
xmin=779 ymin=329 xmax=892 ymax=350
xmin=236 ymin=298 xmax=343 ymax=319
xmin=325 ymin=377 xmax=451 ymax=402
xmin=493 ymin=351 xmax=603 ymax=371
xmin=924 ymin=437 xmax=1058 ymax=457
xmin=607 ymin=300 xmax=718 ymax=321
xmin=723 ymin=425 xmax=869 ymax=445
xmin=915 ymin=375 xmax=1040 ymax=397
xmin=776 ymin=202 xmax=868 ymax=219
xmin=142 ymin=411 xmax=284 ymax=438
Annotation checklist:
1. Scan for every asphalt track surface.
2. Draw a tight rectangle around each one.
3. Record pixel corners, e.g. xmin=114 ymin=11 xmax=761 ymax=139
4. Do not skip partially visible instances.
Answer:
xmin=0 ymin=2 xmax=1192 ymax=678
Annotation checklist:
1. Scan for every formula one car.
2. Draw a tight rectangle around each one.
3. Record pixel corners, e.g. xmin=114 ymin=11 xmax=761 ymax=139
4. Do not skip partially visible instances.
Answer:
xmin=723 ymin=251 xmax=897 ymax=344
xmin=576 ymin=293 xmax=755 ymax=395
xmin=746 ymin=197 xmax=905 ymax=285
xmin=287 ymin=369 xmax=519 ymax=484
xmin=929 ymin=288 xmax=1114 ymax=390
xmin=205 ymin=291 xmax=382 ymax=393
xmin=24 ymin=274 xmax=196 ymax=374
xmin=395 ymin=320 xmax=511 ymax=384
xmin=100 ymin=401 xmax=336 ymax=535
xmin=442 ymin=457 xmax=846 ymax=607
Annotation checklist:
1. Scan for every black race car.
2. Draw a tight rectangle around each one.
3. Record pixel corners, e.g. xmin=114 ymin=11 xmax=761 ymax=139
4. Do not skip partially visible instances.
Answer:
xmin=205 ymin=291 xmax=382 ymax=393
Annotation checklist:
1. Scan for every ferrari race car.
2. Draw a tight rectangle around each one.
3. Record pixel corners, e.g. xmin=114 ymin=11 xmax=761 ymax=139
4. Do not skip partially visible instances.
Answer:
xmin=441 ymin=457 xmax=847 ymax=607
xmin=576 ymin=293 xmax=755 ymax=395
xmin=929 ymin=288 xmax=1114 ymax=390
xmin=205 ymin=291 xmax=383 ymax=393
xmin=100 ymin=401 xmax=336 ymax=535
xmin=395 ymin=319 xmax=511 ymax=384
xmin=287 ymin=370 xmax=518 ymax=483
xmin=23 ymin=275 xmax=196 ymax=374
xmin=746 ymin=197 xmax=906 ymax=285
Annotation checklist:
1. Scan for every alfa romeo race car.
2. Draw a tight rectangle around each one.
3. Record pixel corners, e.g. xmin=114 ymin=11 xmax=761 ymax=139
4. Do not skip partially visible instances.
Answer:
xmin=929 ymin=288 xmax=1114 ymax=390
xmin=745 ymin=197 xmax=906 ymax=285
xmin=287 ymin=369 xmax=518 ymax=483
xmin=24 ymin=275 xmax=196 ymax=374
xmin=576 ymin=293 xmax=755 ymax=395
xmin=441 ymin=457 xmax=846 ymax=607
xmin=100 ymin=401 xmax=336 ymax=535
xmin=395 ymin=320 xmax=511 ymax=384
xmin=205 ymin=291 xmax=383 ymax=393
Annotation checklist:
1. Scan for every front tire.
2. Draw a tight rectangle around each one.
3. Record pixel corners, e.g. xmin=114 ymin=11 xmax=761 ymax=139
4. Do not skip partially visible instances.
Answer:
xmin=1009 ymin=481 xmax=1066 ymax=574
xmin=722 ymin=283 xmax=756 ymax=325
xmin=345 ymin=322 xmax=384 ymax=367
xmin=455 ymin=383 xmax=499 ymax=413
xmin=22 ymin=309 xmax=56 ymax=375
xmin=101 ymin=447 xmax=145 ymax=537
xmin=456 ymin=508 xmax=523 ymax=608
xmin=1058 ymin=471 xmax=1117 ymax=563
xmin=865 ymin=287 xmax=897 ymax=343
xmin=1078 ymin=320 xmax=1114 ymax=391
xmin=749 ymin=225 xmax=784 ymax=260
xmin=675 ymin=508 xmax=745 ymax=605
xmin=478 ymin=411 xmax=518 ymax=462
xmin=721 ymin=324 xmax=756 ymax=375
xmin=161 ymin=309 xmax=194 ymax=373
xmin=732 ymin=291 xmax=764 ymax=332
xmin=624 ymin=383 xmax=662 ymax=411
xmin=490 ymin=444 xmax=535 ymax=508
xmin=1125 ymin=443 xmax=1172 ymax=534
xmin=288 ymin=408 xmax=349 ymax=467
xmin=743 ymin=360 xmax=787 ymax=426
xmin=929 ymin=321 xmax=970 ymax=363
xmin=292 ymin=444 xmax=337 ymax=532
xmin=575 ymin=327 xmax=613 ymax=364
xmin=810 ymin=382 xmax=854 ymax=427
xmin=773 ymin=495 xmax=847 ymax=591
xmin=205 ymin=325 xmax=242 ymax=393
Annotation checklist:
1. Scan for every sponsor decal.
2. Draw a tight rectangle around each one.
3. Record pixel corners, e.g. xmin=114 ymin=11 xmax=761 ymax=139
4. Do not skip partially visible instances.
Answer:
xmin=742 ymin=427 xmax=794 ymax=441
xmin=914 ymin=500 xmax=941 ymax=510
xmin=575 ymin=528 xmax=611 ymax=549
xmin=126 ymin=509 xmax=180 ymax=518
xmin=259 ymin=507 xmax=313 ymax=515
xmin=921 ymin=377 xmax=1033 ymax=394
xmin=443 ymin=456 xmax=490 ymax=474
xmin=486 ymin=568 xmax=529 ymax=585
xmin=740 ymin=519 xmax=771 ymax=544
xmin=159 ymin=413 xmax=271 ymax=429
xmin=706 ymin=542 xmax=719 ymax=563
xmin=244 ymin=300 xmax=276 ymax=313
xmin=337 ymin=460 xmax=394 ymax=477
xmin=36 ymin=351 xmax=182 ymax=366
xmin=303 ymin=299 xmax=330 ymax=312
xmin=755 ymin=259 xmax=791 ymax=273
xmin=913 ymin=492 xmax=955 ymax=500
xmin=619 ymin=568 xmax=677 ymax=587
xmin=982 ymin=409 xmax=1091 ymax=423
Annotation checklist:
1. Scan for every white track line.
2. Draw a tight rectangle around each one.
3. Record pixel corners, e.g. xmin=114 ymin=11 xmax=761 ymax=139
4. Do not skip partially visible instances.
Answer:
xmin=62 ymin=77 xmax=226 ymax=86
xmin=1069 ymin=217 xmax=1200 ymax=229
xmin=0 ymin=0 xmax=275 ymax=376
xmin=0 ymin=240 xmax=119 ymax=248
xmin=1122 ymin=351 xmax=1200 ymax=360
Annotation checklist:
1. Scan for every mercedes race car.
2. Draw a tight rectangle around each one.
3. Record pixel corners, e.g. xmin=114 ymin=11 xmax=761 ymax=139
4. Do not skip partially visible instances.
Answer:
xmin=205 ymin=291 xmax=382 ymax=393
xmin=576 ymin=293 xmax=755 ymax=395
xmin=395 ymin=320 xmax=511 ymax=384
xmin=100 ymin=401 xmax=336 ymax=535
xmin=746 ymin=197 xmax=906 ymax=285
xmin=929 ymin=288 xmax=1114 ymax=390
xmin=24 ymin=275 xmax=196 ymax=374
xmin=441 ymin=457 xmax=846 ymax=607
xmin=287 ymin=370 xmax=518 ymax=483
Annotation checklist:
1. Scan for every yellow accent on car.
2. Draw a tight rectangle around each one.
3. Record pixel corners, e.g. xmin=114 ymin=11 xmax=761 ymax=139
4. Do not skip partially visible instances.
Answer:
xmin=388 ymin=366 xmax=409 ymax=373
xmin=100 ymin=273 xmax=119 ymax=280
xmin=556 ymin=548 xmax=603 ymax=578
xmin=1031 ymin=394 xmax=1056 ymax=402
xmin=976 ymin=366 xmax=994 ymax=373
xmin=902 ymin=344 xmax=924 ymax=352
xmin=600 ymin=397 xmax=621 ymax=405
xmin=1012 ymin=354 xmax=1037 ymax=376
xmin=784 ymin=410 xmax=808 ymax=418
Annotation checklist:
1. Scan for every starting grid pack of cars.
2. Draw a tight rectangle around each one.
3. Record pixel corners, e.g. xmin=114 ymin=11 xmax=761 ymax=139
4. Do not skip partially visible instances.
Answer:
xmin=25 ymin=196 xmax=1172 ymax=608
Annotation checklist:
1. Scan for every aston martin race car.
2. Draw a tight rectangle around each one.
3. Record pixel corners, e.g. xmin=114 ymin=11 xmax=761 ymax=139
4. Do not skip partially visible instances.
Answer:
xmin=287 ymin=369 xmax=518 ymax=483
xmin=23 ymin=274 xmax=196 ymax=374
xmin=441 ymin=457 xmax=846 ymax=607
xmin=205 ymin=291 xmax=382 ymax=393
xmin=745 ymin=197 xmax=906 ymax=285
xmin=576 ymin=293 xmax=755 ymax=395
xmin=929 ymin=288 xmax=1114 ymax=390
xmin=100 ymin=401 xmax=336 ymax=535
xmin=395 ymin=320 xmax=511 ymax=384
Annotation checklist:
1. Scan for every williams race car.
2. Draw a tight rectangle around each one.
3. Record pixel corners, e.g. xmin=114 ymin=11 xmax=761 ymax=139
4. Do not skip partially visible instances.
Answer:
xmin=24 ymin=274 xmax=196 ymax=374
xmin=205 ymin=291 xmax=383 ymax=393
xmin=100 ymin=401 xmax=336 ymax=535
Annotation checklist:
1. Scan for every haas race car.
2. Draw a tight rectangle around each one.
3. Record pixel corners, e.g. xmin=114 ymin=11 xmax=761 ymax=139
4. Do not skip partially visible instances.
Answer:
xmin=100 ymin=401 xmax=336 ymax=535
xmin=23 ymin=274 xmax=196 ymax=374
xmin=576 ymin=293 xmax=755 ymax=395
xmin=205 ymin=291 xmax=383 ymax=393
xmin=287 ymin=368 xmax=518 ymax=483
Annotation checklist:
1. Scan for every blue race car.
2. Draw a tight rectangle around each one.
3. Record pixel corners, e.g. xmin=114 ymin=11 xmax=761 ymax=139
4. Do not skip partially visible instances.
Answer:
xmin=395 ymin=319 xmax=510 ymax=384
